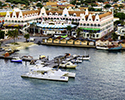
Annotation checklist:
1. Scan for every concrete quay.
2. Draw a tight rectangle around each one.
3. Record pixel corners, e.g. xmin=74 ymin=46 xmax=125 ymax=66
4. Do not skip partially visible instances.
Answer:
xmin=41 ymin=42 xmax=96 ymax=48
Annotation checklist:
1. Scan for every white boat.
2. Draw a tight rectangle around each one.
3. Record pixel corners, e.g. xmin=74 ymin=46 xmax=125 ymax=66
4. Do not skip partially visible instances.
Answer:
xmin=71 ymin=59 xmax=82 ymax=63
xmin=21 ymin=67 xmax=68 ymax=82
xmin=29 ymin=65 xmax=76 ymax=78
xmin=59 ymin=61 xmax=77 ymax=69
xmin=77 ymin=55 xmax=90 ymax=60
xmin=21 ymin=66 xmax=76 ymax=81
xmin=21 ymin=71 xmax=68 ymax=82
xmin=96 ymin=46 xmax=108 ymax=50
xmin=11 ymin=57 xmax=22 ymax=63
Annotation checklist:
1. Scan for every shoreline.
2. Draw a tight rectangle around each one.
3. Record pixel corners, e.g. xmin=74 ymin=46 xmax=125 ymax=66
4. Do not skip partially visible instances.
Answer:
xmin=2 ymin=42 xmax=37 ymax=51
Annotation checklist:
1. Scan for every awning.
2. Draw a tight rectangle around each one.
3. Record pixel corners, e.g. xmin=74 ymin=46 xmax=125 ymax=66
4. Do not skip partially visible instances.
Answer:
xmin=3 ymin=24 xmax=22 ymax=27
xmin=80 ymin=27 xmax=100 ymax=31
xmin=37 ymin=23 xmax=76 ymax=29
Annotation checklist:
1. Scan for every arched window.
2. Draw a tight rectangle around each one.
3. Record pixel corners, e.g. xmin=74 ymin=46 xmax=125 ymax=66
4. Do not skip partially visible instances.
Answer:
xmin=94 ymin=24 xmax=96 ymax=26
xmin=84 ymin=23 xmax=86 ymax=26
xmin=91 ymin=24 xmax=93 ymax=26
xmin=98 ymin=24 xmax=100 ymax=27
xmin=87 ymin=24 xmax=89 ymax=26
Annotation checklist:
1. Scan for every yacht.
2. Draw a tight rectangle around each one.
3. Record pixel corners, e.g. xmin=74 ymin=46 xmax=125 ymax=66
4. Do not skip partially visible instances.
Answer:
xmin=21 ymin=65 xmax=76 ymax=82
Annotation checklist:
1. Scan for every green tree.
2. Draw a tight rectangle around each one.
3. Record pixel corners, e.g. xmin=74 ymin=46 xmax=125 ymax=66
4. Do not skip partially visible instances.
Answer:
xmin=0 ymin=30 xmax=5 ymax=39
xmin=24 ymin=34 xmax=30 ymax=42
xmin=36 ymin=3 xmax=43 ymax=8
xmin=114 ymin=12 xmax=125 ymax=25
xmin=111 ymin=32 xmax=118 ymax=41
xmin=66 ymin=25 xmax=72 ymax=36
xmin=7 ymin=29 xmax=18 ymax=43
xmin=104 ymin=4 xmax=111 ymax=9
xmin=76 ymin=28 xmax=82 ymax=37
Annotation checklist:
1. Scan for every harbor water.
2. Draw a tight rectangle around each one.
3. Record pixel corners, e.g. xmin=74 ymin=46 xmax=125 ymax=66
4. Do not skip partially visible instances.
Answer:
xmin=0 ymin=45 xmax=125 ymax=100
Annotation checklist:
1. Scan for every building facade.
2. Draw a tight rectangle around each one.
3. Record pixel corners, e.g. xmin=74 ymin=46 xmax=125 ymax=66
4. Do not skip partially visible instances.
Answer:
xmin=4 ymin=7 xmax=114 ymax=39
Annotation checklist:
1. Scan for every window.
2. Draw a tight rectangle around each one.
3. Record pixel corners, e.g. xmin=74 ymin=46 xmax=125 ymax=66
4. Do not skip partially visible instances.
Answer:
xmin=96 ymin=19 xmax=98 ymax=21
xmin=20 ymin=16 xmax=22 ymax=18
xmin=42 ymin=13 xmax=44 ymax=15
xmin=96 ymin=34 xmax=99 ymax=37
xmin=87 ymin=24 xmax=89 ymax=26
xmin=91 ymin=24 xmax=93 ymax=26
xmin=98 ymin=24 xmax=100 ymax=27
xmin=7 ymin=15 xmax=9 ymax=17
xmin=94 ymin=24 xmax=96 ymax=26
xmin=13 ymin=16 xmax=15 ymax=17
xmin=89 ymin=19 xmax=91 ymax=21
xmin=84 ymin=23 xmax=86 ymax=26
xmin=87 ymin=34 xmax=89 ymax=37
xmin=82 ymin=19 xmax=84 ymax=21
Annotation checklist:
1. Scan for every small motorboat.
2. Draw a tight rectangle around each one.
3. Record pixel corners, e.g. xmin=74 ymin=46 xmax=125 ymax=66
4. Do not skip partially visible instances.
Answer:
xmin=71 ymin=59 xmax=82 ymax=63
xmin=77 ymin=55 xmax=90 ymax=60
xmin=59 ymin=61 xmax=77 ymax=69
xmin=96 ymin=46 xmax=108 ymax=50
xmin=107 ymin=44 xmax=122 ymax=51
xmin=11 ymin=57 xmax=22 ymax=63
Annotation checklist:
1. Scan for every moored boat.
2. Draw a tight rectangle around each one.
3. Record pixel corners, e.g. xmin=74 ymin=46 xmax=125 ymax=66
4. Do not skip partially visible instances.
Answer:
xmin=107 ymin=44 xmax=122 ymax=51
xmin=11 ymin=57 xmax=22 ymax=63
xmin=96 ymin=46 xmax=108 ymax=50
xmin=59 ymin=61 xmax=77 ymax=69
xmin=21 ymin=65 xmax=76 ymax=82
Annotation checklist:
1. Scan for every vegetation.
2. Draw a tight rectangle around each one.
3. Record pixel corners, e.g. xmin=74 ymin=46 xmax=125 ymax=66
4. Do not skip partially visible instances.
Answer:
xmin=0 ymin=30 xmax=5 ymax=39
xmin=36 ymin=3 xmax=43 ymax=8
xmin=24 ymin=34 xmax=30 ymax=42
xmin=0 ymin=1 xmax=7 ymax=8
xmin=111 ymin=32 xmax=118 ymax=41
xmin=7 ymin=29 xmax=18 ymax=43
xmin=76 ymin=28 xmax=82 ymax=37
xmin=66 ymin=25 xmax=72 ymax=36
xmin=104 ymin=4 xmax=111 ymax=8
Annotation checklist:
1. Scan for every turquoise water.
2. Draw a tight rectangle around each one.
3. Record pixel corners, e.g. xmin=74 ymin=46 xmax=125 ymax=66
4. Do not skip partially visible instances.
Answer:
xmin=0 ymin=45 xmax=125 ymax=100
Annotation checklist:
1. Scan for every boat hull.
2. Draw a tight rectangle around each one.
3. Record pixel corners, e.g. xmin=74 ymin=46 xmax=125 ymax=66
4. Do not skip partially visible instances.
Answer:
xmin=21 ymin=73 xmax=68 ymax=82
xmin=108 ymin=45 xmax=122 ymax=51
xmin=96 ymin=46 xmax=108 ymax=50
xmin=11 ymin=60 xmax=22 ymax=63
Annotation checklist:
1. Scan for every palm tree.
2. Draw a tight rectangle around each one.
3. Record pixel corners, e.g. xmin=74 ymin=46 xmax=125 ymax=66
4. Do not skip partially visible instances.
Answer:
xmin=66 ymin=25 xmax=72 ymax=36
xmin=76 ymin=28 xmax=82 ymax=37
xmin=24 ymin=34 xmax=30 ymax=42
xmin=7 ymin=29 xmax=18 ymax=43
